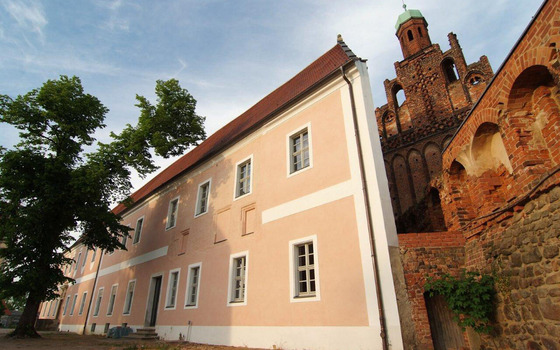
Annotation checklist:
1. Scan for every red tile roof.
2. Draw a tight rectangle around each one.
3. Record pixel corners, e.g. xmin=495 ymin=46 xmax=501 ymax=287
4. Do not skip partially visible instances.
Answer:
xmin=113 ymin=42 xmax=355 ymax=215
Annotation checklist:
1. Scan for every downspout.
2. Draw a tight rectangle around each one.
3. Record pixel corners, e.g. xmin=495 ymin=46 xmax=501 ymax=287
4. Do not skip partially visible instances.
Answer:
xmin=83 ymin=248 xmax=104 ymax=335
xmin=341 ymin=66 xmax=388 ymax=350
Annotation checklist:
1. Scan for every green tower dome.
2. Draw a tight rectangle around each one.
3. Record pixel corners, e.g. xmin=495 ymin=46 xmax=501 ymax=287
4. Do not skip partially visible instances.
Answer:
xmin=395 ymin=8 xmax=427 ymax=32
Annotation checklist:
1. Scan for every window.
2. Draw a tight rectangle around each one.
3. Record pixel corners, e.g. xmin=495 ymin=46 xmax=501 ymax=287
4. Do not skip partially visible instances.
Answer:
xmin=290 ymin=236 xmax=320 ymax=302
xmin=296 ymin=243 xmax=316 ymax=297
xmin=82 ymin=250 xmax=88 ymax=269
xmin=46 ymin=301 xmax=52 ymax=317
xmin=91 ymin=248 xmax=97 ymax=263
xmin=407 ymin=29 xmax=414 ymax=41
xmin=78 ymin=292 xmax=87 ymax=315
xmin=288 ymin=125 xmax=312 ymax=175
xmin=165 ymin=269 xmax=180 ymax=309
xmin=133 ymin=217 xmax=144 ymax=244
xmin=121 ymin=232 xmax=128 ymax=247
xmin=195 ymin=180 xmax=211 ymax=217
xmin=442 ymin=58 xmax=459 ymax=83
xmin=227 ymin=252 xmax=248 ymax=305
xmin=91 ymin=323 xmax=96 ymax=332
xmin=123 ymin=280 xmax=135 ymax=315
xmin=52 ymin=299 xmax=59 ymax=317
xmin=69 ymin=294 xmax=77 ymax=315
xmin=185 ymin=263 xmax=201 ymax=308
xmin=74 ymin=252 xmax=81 ymax=275
xmin=235 ymin=156 xmax=252 ymax=198
xmin=93 ymin=288 xmax=104 ymax=317
xmin=63 ymin=296 xmax=70 ymax=316
xmin=166 ymin=197 xmax=179 ymax=229
xmin=107 ymin=284 xmax=118 ymax=316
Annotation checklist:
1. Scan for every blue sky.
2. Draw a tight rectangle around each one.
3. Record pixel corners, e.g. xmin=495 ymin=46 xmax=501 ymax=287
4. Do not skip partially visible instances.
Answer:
xmin=0 ymin=0 xmax=542 ymax=190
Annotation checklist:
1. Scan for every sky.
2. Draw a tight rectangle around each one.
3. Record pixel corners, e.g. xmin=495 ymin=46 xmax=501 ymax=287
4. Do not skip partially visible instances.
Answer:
xmin=0 ymin=0 xmax=543 ymax=191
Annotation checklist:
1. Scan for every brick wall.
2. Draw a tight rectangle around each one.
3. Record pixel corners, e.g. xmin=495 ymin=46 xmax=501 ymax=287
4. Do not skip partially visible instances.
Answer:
xmin=399 ymin=231 xmax=467 ymax=349
xmin=439 ymin=1 xmax=560 ymax=348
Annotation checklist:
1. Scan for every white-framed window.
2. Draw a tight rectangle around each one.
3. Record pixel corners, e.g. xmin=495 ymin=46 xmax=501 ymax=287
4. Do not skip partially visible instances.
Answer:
xmin=234 ymin=156 xmax=253 ymax=199
xmin=185 ymin=263 xmax=202 ymax=308
xmin=287 ymin=124 xmax=313 ymax=176
xmin=165 ymin=268 xmax=180 ymax=309
xmin=69 ymin=294 xmax=78 ymax=316
xmin=121 ymin=231 xmax=128 ymax=248
xmin=74 ymin=252 xmax=81 ymax=276
xmin=93 ymin=287 xmax=104 ymax=317
xmin=227 ymin=251 xmax=248 ymax=306
xmin=195 ymin=179 xmax=211 ymax=217
xmin=166 ymin=197 xmax=180 ymax=230
xmin=107 ymin=284 xmax=118 ymax=316
xmin=78 ymin=291 xmax=87 ymax=315
xmin=123 ymin=280 xmax=136 ymax=315
xmin=81 ymin=250 xmax=88 ymax=271
xmin=46 ymin=301 xmax=52 ymax=317
xmin=90 ymin=248 xmax=97 ymax=263
xmin=52 ymin=299 xmax=59 ymax=317
xmin=133 ymin=217 xmax=144 ymax=244
xmin=289 ymin=235 xmax=320 ymax=302
xmin=63 ymin=295 xmax=71 ymax=316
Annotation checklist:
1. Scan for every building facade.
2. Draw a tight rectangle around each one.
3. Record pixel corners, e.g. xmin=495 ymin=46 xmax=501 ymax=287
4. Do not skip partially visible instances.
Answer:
xmin=41 ymin=41 xmax=405 ymax=350
xmin=374 ymin=8 xmax=493 ymax=233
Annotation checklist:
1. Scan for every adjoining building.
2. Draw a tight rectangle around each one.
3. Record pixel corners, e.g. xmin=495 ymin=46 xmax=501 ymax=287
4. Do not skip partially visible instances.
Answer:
xmin=375 ymin=6 xmax=493 ymax=233
xmin=42 ymin=40 xmax=405 ymax=350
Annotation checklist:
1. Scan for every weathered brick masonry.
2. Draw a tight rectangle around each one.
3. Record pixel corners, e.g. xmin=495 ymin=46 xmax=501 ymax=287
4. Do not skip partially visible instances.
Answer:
xmin=439 ymin=0 xmax=560 ymax=348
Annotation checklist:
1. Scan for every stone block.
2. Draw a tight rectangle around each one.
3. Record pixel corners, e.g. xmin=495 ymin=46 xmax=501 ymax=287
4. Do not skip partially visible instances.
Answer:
xmin=545 ymin=272 xmax=560 ymax=285
xmin=539 ymin=298 xmax=560 ymax=321
xmin=522 ymin=247 xmax=543 ymax=264
xmin=543 ymin=245 xmax=559 ymax=259
xmin=540 ymin=337 xmax=558 ymax=350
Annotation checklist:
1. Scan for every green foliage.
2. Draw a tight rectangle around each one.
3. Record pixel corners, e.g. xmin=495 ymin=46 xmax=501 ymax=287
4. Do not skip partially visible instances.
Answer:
xmin=0 ymin=76 xmax=205 ymax=335
xmin=424 ymin=270 xmax=496 ymax=334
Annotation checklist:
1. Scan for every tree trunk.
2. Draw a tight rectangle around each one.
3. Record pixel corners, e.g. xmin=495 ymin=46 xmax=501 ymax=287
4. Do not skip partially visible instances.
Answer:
xmin=7 ymin=296 xmax=41 ymax=338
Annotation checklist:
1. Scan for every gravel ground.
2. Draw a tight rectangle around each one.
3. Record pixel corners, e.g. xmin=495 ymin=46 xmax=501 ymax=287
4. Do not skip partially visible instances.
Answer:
xmin=0 ymin=329 xmax=266 ymax=350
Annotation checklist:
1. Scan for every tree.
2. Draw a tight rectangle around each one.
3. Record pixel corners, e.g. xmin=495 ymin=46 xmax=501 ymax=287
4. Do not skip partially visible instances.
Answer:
xmin=0 ymin=76 xmax=205 ymax=337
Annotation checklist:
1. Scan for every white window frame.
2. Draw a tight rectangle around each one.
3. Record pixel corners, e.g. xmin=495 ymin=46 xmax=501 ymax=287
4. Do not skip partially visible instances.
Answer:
xmin=164 ymin=268 xmax=181 ymax=310
xmin=81 ymin=250 xmax=88 ymax=272
xmin=78 ymin=291 xmax=87 ymax=315
xmin=69 ymin=294 xmax=78 ymax=316
xmin=73 ymin=251 xmax=82 ymax=277
xmin=133 ymin=216 xmax=144 ymax=244
xmin=52 ymin=299 xmax=59 ymax=317
xmin=289 ymin=235 xmax=320 ymax=303
xmin=89 ymin=248 xmax=97 ymax=270
xmin=184 ymin=262 xmax=202 ymax=309
xmin=233 ymin=155 xmax=253 ymax=200
xmin=123 ymin=279 xmax=136 ymax=315
xmin=46 ymin=301 xmax=52 ymax=317
xmin=286 ymin=123 xmax=313 ymax=177
xmin=63 ymin=295 xmax=71 ymax=316
xmin=93 ymin=287 xmax=104 ymax=317
xmin=107 ymin=284 xmax=118 ymax=316
xmin=227 ymin=251 xmax=249 ymax=307
xmin=166 ymin=196 xmax=180 ymax=230
xmin=194 ymin=179 xmax=212 ymax=217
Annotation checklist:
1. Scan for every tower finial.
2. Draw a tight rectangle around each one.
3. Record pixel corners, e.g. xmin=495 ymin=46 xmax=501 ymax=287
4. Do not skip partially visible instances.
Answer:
xmin=402 ymin=1 xmax=407 ymax=11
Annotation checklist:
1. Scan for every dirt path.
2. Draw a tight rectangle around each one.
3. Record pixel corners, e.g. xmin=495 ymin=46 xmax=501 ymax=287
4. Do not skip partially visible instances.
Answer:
xmin=0 ymin=329 xmax=265 ymax=350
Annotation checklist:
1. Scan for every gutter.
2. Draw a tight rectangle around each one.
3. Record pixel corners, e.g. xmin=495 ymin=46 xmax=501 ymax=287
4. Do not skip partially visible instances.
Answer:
xmin=340 ymin=66 xmax=389 ymax=350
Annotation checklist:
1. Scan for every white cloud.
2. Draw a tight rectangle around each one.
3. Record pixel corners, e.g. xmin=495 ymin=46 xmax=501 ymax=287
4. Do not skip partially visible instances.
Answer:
xmin=2 ymin=0 xmax=47 ymax=38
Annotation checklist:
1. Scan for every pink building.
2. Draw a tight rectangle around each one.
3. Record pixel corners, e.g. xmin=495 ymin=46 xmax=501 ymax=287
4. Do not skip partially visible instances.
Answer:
xmin=43 ymin=39 xmax=404 ymax=350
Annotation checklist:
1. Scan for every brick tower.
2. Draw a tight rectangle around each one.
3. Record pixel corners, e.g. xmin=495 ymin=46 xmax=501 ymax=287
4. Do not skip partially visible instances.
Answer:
xmin=375 ymin=6 xmax=493 ymax=232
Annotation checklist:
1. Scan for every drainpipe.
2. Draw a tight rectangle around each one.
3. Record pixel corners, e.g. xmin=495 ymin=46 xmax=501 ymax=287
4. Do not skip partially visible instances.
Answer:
xmin=341 ymin=66 xmax=388 ymax=350
xmin=83 ymin=248 xmax=104 ymax=335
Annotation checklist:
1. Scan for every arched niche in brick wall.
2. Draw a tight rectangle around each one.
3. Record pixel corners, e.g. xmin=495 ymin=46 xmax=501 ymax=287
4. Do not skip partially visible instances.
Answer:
xmin=507 ymin=65 xmax=559 ymax=165
xmin=392 ymin=154 xmax=415 ymax=214
xmin=408 ymin=149 xmax=429 ymax=201
xmin=471 ymin=122 xmax=513 ymax=176
xmin=383 ymin=111 xmax=399 ymax=138
xmin=447 ymin=160 xmax=474 ymax=226
xmin=423 ymin=142 xmax=443 ymax=180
